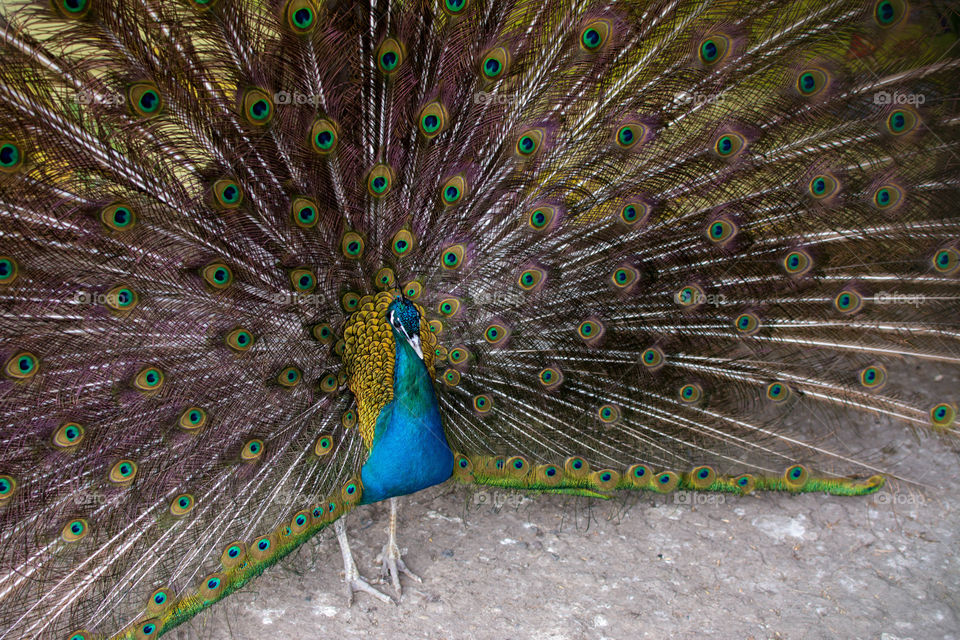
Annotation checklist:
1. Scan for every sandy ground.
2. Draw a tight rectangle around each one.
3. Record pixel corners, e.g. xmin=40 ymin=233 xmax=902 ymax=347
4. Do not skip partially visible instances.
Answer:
xmin=166 ymin=431 xmax=959 ymax=640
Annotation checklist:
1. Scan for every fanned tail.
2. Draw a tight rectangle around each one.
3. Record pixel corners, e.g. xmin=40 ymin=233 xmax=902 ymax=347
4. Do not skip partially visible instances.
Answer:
xmin=0 ymin=1 xmax=957 ymax=638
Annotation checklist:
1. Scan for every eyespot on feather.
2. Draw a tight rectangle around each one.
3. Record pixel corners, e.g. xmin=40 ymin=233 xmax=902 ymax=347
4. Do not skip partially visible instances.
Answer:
xmin=0 ymin=475 xmax=17 ymax=502
xmin=564 ymin=456 xmax=590 ymax=478
xmin=220 ymin=542 xmax=247 ymax=569
xmin=783 ymin=464 xmax=809 ymax=490
xmin=591 ymin=469 xmax=620 ymax=491
xmin=479 ymin=46 xmax=510 ymax=81
xmin=0 ymin=140 xmax=23 ymax=173
xmin=625 ymin=464 xmax=652 ymax=488
xmin=314 ymin=434 xmax=334 ymax=456
xmin=311 ymin=118 xmax=339 ymax=154
xmin=100 ymin=202 xmax=137 ymax=232
xmin=212 ymin=179 xmax=243 ymax=210
xmin=199 ymin=573 xmax=225 ymax=601
xmin=178 ymin=406 xmax=207 ymax=431
xmin=366 ymin=164 xmax=395 ymax=198
xmin=108 ymin=459 xmax=138 ymax=484
xmin=697 ymin=33 xmax=731 ymax=65
xmin=241 ymin=438 xmax=265 ymax=461
xmin=0 ymin=256 xmax=18 ymax=284
xmin=579 ymin=19 xmax=611 ymax=51
xmin=53 ymin=422 xmax=85 ymax=448
xmin=5 ymin=351 xmax=39 ymax=380
xmin=341 ymin=231 xmax=365 ymax=260
xmin=53 ymin=0 xmax=92 ymax=20
xmin=128 ymin=82 xmax=163 ymax=118
xmin=283 ymin=0 xmax=318 ymax=35
xmin=688 ymin=465 xmax=716 ymax=489
xmin=391 ymin=229 xmax=415 ymax=258
xmin=61 ymin=518 xmax=89 ymax=543
xmin=440 ymin=175 xmax=467 ymax=206
xmin=442 ymin=0 xmax=469 ymax=17
xmin=290 ymin=196 xmax=319 ymax=229
xmin=103 ymin=285 xmax=139 ymax=314
xmin=418 ymin=101 xmax=450 ymax=138
xmin=527 ymin=204 xmax=558 ymax=231
xmin=795 ymin=68 xmax=830 ymax=97
xmin=202 ymin=263 xmax=234 ymax=289
xmin=376 ymin=37 xmax=405 ymax=74
xmin=652 ymin=470 xmax=679 ymax=493
xmin=170 ymin=493 xmax=195 ymax=517
xmin=873 ymin=0 xmax=908 ymax=28
xmin=277 ymin=366 xmax=301 ymax=388
xmin=225 ymin=328 xmax=254 ymax=352
xmin=290 ymin=269 xmax=316 ymax=293
xmin=133 ymin=367 xmax=164 ymax=393
xmin=515 ymin=128 xmax=544 ymax=158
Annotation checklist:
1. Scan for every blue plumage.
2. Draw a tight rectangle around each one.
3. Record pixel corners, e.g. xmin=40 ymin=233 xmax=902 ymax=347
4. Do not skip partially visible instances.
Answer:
xmin=360 ymin=301 xmax=454 ymax=504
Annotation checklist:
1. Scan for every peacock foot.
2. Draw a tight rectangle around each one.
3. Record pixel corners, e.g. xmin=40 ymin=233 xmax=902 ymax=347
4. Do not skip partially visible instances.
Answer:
xmin=334 ymin=519 xmax=394 ymax=605
xmin=377 ymin=538 xmax=422 ymax=596
xmin=375 ymin=497 xmax=422 ymax=598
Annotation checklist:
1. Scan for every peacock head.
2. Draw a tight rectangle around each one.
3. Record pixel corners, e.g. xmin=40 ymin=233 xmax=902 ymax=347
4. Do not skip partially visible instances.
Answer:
xmin=388 ymin=296 xmax=423 ymax=360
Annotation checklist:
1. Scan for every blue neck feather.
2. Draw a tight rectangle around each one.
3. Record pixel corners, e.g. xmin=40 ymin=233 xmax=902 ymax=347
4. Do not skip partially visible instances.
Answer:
xmin=359 ymin=330 xmax=454 ymax=504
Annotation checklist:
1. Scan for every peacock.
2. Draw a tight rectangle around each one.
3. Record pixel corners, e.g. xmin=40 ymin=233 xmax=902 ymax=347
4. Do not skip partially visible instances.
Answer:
xmin=0 ymin=0 xmax=958 ymax=637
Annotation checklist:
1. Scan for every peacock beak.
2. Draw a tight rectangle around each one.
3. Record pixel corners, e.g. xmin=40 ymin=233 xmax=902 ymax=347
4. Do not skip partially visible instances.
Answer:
xmin=407 ymin=331 xmax=424 ymax=360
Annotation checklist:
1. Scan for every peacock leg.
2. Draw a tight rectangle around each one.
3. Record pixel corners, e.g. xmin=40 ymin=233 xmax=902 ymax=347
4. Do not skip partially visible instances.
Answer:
xmin=377 ymin=496 xmax=422 ymax=597
xmin=334 ymin=518 xmax=394 ymax=605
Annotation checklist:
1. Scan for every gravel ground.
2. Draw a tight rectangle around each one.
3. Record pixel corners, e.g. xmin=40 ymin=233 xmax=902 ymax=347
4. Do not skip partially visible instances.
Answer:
xmin=167 ymin=429 xmax=959 ymax=640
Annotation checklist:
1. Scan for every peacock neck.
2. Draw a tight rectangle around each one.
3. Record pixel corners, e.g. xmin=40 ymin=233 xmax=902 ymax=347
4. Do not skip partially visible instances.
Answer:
xmin=358 ymin=329 xmax=454 ymax=504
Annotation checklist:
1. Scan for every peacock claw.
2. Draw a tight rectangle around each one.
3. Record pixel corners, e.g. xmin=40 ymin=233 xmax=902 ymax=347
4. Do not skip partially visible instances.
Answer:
xmin=377 ymin=540 xmax=422 ymax=595
xmin=335 ymin=518 xmax=395 ymax=606
xmin=374 ymin=497 xmax=422 ymax=598
xmin=344 ymin=563 xmax=395 ymax=606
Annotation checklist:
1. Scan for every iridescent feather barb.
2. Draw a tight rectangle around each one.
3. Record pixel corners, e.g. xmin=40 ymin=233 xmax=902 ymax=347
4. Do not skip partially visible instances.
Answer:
xmin=0 ymin=0 xmax=958 ymax=638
